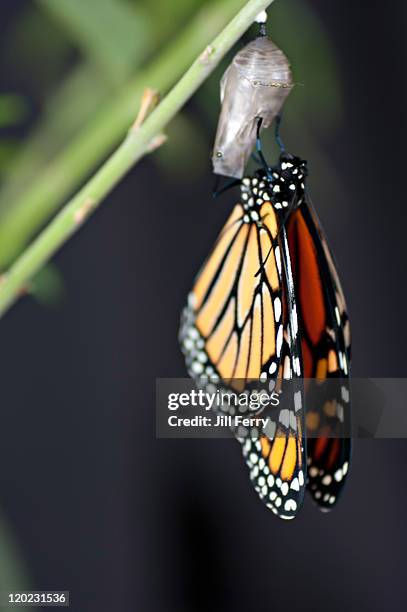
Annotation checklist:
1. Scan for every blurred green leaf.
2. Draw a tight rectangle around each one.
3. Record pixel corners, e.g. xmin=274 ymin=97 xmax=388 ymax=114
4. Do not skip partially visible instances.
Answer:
xmin=0 ymin=141 xmax=20 ymax=173
xmin=0 ymin=512 xmax=32 ymax=612
xmin=0 ymin=0 xmax=201 ymax=218
xmin=0 ymin=63 xmax=111 ymax=213
xmin=136 ymin=0 xmax=202 ymax=42
xmin=37 ymin=0 xmax=151 ymax=82
xmin=30 ymin=263 xmax=65 ymax=306
xmin=0 ymin=95 xmax=28 ymax=129
xmin=3 ymin=5 xmax=73 ymax=96
xmin=154 ymin=112 xmax=209 ymax=181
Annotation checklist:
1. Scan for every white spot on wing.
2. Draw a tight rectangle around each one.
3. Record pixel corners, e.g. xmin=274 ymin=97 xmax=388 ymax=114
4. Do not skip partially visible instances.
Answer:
xmin=276 ymin=326 xmax=283 ymax=357
xmin=269 ymin=362 xmax=277 ymax=375
xmin=249 ymin=453 xmax=258 ymax=464
xmin=284 ymin=499 xmax=297 ymax=512
xmin=334 ymin=469 xmax=343 ymax=482
xmin=341 ymin=385 xmax=350 ymax=403
xmin=264 ymin=419 xmax=276 ymax=439
xmin=275 ymin=246 xmax=282 ymax=275
xmin=290 ymin=478 xmax=300 ymax=491
xmin=274 ymin=297 xmax=282 ymax=322
xmin=279 ymin=409 xmax=290 ymax=428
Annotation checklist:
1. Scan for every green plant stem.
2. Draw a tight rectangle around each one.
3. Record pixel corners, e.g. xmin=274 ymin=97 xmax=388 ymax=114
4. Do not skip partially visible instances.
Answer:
xmin=0 ymin=0 xmax=274 ymax=318
xmin=0 ymin=0 xmax=258 ymax=267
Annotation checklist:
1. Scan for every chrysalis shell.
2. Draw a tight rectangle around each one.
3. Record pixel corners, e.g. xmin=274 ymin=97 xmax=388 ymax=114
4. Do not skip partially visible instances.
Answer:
xmin=212 ymin=36 xmax=293 ymax=179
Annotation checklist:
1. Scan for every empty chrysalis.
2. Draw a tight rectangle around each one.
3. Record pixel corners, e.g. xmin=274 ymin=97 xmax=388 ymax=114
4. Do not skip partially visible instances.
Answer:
xmin=212 ymin=35 xmax=293 ymax=179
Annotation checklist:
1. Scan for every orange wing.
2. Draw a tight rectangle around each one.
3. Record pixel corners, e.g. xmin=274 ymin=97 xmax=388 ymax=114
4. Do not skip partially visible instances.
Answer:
xmin=238 ymin=328 xmax=306 ymax=519
xmin=287 ymin=202 xmax=351 ymax=511
xmin=180 ymin=158 xmax=309 ymax=520
xmin=180 ymin=197 xmax=284 ymax=391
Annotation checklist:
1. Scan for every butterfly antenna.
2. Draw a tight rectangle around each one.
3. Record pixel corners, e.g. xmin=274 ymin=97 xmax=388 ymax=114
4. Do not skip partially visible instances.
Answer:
xmin=251 ymin=152 xmax=262 ymax=165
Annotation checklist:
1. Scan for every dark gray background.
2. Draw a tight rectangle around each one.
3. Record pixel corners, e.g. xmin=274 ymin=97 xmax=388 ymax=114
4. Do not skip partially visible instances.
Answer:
xmin=0 ymin=1 xmax=406 ymax=611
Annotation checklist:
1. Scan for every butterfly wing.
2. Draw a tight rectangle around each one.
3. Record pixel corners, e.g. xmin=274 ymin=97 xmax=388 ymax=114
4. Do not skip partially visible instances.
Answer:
xmin=180 ymin=183 xmax=307 ymax=519
xmin=238 ymin=227 xmax=306 ymax=520
xmin=180 ymin=196 xmax=285 ymax=391
xmin=286 ymin=199 xmax=351 ymax=511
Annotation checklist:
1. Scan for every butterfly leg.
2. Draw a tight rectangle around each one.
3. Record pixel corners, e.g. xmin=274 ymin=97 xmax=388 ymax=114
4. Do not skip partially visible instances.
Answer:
xmin=255 ymin=117 xmax=274 ymax=181
xmin=274 ymin=114 xmax=287 ymax=154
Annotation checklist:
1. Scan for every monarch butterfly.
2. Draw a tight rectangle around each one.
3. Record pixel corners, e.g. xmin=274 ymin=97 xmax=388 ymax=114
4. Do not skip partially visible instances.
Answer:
xmin=180 ymin=137 xmax=351 ymax=519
